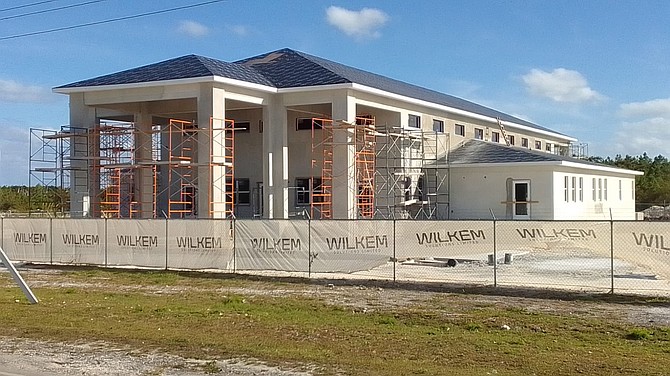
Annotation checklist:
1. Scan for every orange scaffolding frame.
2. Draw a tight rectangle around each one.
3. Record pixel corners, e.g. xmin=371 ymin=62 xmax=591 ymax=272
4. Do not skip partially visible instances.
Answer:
xmin=310 ymin=118 xmax=333 ymax=219
xmin=209 ymin=118 xmax=236 ymax=218
xmin=166 ymin=119 xmax=198 ymax=218
xmin=354 ymin=116 xmax=376 ymax=218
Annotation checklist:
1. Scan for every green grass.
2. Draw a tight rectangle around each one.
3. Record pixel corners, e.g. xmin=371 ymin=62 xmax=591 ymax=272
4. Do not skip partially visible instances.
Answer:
xmin=2 ymin=269 xmax=670 ymax=375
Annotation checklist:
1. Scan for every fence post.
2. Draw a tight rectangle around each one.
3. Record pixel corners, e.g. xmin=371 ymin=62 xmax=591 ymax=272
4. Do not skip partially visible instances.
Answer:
xmin=392 ymin=219 xmax=396 ymax=282
xmin=610 ymin=209 xmax=614 ymax=294
xmin=104 ymin=218 xmax=108 ymax=267
xmin=232 ymin=218 xmax=236 ymax=274
xmin=490 ymin=209 xmax=497 ymax=288
xmin=164 ymin=218 xmax=169 ymax=271
xmin=49 ymin=218 xmax=53 ymax=265
xmin=308 ymin=218 xmax=312 ymax=278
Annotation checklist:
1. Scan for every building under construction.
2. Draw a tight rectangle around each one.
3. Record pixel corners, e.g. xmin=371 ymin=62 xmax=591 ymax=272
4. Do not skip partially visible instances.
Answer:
xmin=41 ymin=49 xmax=640 ymax=221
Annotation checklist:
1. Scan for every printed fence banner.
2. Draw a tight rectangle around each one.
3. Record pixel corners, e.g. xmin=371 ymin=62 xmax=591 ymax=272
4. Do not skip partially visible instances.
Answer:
xmin=613 ymin=221 xmax=670 ymax=280
xmin=310 ymin=220 xmax=393 ymax=273
xmin=395 ymin=220 xmax=494 ymax=261
xmin=496 ymin=221 xmax=610 ymax=255
xmin=51 ymin=219 xmax=105 ymax=265
xmin=106 ymin=219 xmax=167 ymax=268
xmin=167 ymin=219 xmax=234 ymax=271
xmin=1 ymin=218 xmax=51 ymax=263
xmin=235 ymin=220 xmax=309 ymax=271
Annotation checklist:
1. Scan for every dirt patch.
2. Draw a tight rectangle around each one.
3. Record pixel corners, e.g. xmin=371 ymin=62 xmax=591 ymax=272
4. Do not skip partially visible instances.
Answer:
xmin=2 ymin=265 xmax=670 ymax=375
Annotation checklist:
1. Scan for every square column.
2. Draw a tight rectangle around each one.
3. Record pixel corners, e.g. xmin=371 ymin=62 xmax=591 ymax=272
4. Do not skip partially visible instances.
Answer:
xmin=68 ymin=93 xmax=98 ymax=218
xmin=134 ymin=104 xmax=154 ymax=218
xmin=262 ymin=96 xmax=289 ymax=219
xmin=332 ymin=94 xmax=357 ymax=219
xmin=197 ymin=85 xmax=226 ymax=218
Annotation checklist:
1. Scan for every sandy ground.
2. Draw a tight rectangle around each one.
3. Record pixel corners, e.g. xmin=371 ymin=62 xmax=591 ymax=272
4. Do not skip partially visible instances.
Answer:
xmin=0 ymin=336 xmax=312 ymax=376
xmin=2 ymin=252 xmax=670 ymax=376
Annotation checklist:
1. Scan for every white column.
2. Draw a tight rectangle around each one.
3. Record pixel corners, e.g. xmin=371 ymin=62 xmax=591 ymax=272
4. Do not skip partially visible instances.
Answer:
xmin=69 ymin=93 xmax=97 ymax=218
xmin=197 ymin=84 xmax=226 ymax=218
xmin=134 ymin=104 xmax=154 ymax=218
xmin=332 ymin=93 xmax=357 ymax=219
xmin=262 ymin=96 xmax=289 ymax=219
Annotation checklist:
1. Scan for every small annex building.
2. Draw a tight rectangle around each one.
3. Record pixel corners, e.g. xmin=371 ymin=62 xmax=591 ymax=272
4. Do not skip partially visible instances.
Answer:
xmin=50 ymin=48 xmax=642 ymax=221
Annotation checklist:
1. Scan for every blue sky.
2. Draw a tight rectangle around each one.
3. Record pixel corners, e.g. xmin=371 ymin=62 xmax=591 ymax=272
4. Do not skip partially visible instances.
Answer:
xmin=1 ymin=1 xmax=669 ymax=185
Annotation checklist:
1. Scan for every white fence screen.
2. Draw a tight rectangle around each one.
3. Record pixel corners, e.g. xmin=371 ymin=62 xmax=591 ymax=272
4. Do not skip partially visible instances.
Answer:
xmin=106 ymin=219 xmax=167 ymax=268
xmin=310 ymin=220 xmax=393 ymax=273
xmin=395 ymin=220 xmax=494 ymax=260
xmin=613 ymin=222 xmax=670 ymax=280
xmin=1 ymin=217 xmax=670 ymax=295
xmin=2 ymin=218 xmax=51 ymax=263
xmin=167 ymin=219 xmax=234 ymax=271
xmin=51 ymin=219 xmax=106 ymax=265
xmin=235 ymin=220 xmax=309 ymax=271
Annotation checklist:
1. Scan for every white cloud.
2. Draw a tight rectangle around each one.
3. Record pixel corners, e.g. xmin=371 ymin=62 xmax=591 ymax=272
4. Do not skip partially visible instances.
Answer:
xmin=618 ymin=98 xmax=670 ymax=118
xmin=611 ymin=98 xmax=670 ymax=156
xmin=177 ymin=20 xmax=209 ymax=37
xmin=522 ymin=68 xmax=603 ymax=103
xmin=0 ymin=80 xmax=53 ymax=103
xmin=226 ymin=25 xmax=249 ymax=37
xmin=326 ymin=6 xmax=388 ymax=39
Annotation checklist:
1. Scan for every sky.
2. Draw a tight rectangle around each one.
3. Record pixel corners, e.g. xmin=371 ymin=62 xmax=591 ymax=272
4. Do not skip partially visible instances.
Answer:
xmin=0 ymin=0 xmax=669 ymax=185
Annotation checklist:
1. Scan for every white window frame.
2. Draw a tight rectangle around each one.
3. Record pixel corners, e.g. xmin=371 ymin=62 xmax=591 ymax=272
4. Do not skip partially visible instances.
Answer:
xmin=432 ymin=119 xmax=444 ymax=133
xmin=474 ymin=128 xmax=484 ymax=140
xmin=571 ymin=176 xmax=577 ymax=202
xmin=579 ymin=177 xmax=584 ymax=202
xmin=455 ymin=124 xmax=465 ymax=136
xmin=592 ymin=178 xmax=597 ymax=201
xmin=598 ymin=178 xmax=603 ymax=201
xmin=408 ymin=114 xmax=421 ymax=128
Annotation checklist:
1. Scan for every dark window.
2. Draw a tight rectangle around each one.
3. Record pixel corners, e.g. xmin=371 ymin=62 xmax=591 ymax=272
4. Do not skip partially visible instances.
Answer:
xmin=535 ymin=140 xmax=542 ymax=150
xmin=296 ymin=118 xmax=323 ymax=130
xmin=455 ymin=124 xmax=465 ymax=136
xmin=474 ymin=128 xmax=484 ymax=140
xmin=521 ymin=138 xmax=529 ymax=148
xmin=546 ymin=143 xmax=552 ymax=152
xmin=295 ymin=177 xmax=322 ymax=205
xmin=432 ymin=119 xmax=444 ymax=133
xmin=408 ymin=114 xmax=421 ymax=128
xmin=509 ymin=135 xmax=515 ymax=145
xmin=235 ymin=121 xmax=250 ymax=133
xmin=491 ymin=132 xmax=500 ymax=143
xmin=235 ymin=178 xmax=250 ymax=205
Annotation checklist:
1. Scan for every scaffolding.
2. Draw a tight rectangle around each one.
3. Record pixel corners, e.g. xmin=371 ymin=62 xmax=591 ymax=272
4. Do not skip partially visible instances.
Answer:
xmin=374 ymin=127 xmax=449 ymax=219
xmin=29 ymin=126 xmax=88 ymax=216
xmin=209 ymin=118 xmax=236 ymax=218
xmin=310 ymin=118 xmax=333 ymax=219
xmin=29 ymin=117 xmax=237 ymax=219
xmin=353 ymin=117 xmax=376 ymax=219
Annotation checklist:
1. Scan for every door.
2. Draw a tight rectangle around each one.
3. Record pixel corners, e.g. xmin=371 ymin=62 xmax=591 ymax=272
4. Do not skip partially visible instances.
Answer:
xmin=513 ymin=180 xmax=530 ymax=220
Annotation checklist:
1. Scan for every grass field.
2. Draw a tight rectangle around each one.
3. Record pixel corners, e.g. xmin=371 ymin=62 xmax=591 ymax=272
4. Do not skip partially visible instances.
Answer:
xmin=2 ymin=267 xmax=670 ymax=375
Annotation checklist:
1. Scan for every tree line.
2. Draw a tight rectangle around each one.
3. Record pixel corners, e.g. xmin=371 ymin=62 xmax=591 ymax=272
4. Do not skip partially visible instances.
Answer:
xmin=0 ymin=185 xmax=69 ymax=214
xmin=588 ymin=154 xmax=670 ymax=205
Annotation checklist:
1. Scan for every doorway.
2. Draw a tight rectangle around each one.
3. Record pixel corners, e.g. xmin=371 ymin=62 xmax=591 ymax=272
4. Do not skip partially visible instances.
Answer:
xmin=513 ymin=180 xmax=530 ymax=220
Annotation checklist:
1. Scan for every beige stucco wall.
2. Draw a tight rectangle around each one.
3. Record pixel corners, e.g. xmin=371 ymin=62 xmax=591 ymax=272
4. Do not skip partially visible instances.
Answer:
xmin=449 ymin=165 xmax=554 ymax=220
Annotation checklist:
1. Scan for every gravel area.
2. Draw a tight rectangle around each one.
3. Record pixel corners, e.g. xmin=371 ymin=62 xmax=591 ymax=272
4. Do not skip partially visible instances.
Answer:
xmin=2 ymin=263 xmax=670 ymax=375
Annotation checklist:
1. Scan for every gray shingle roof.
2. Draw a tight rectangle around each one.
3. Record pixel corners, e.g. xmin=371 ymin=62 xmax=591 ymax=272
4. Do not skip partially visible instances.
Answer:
xmin=55 ymin=55 xmax=274 ymax=89
xmin=448 ymin=139 xmax=602 ymax=166
xmin=56 ymin=48 xmax=562 ymax=136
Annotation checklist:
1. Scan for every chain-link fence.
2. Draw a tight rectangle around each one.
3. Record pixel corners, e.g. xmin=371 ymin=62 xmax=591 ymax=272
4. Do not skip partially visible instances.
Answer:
xmin=1 ymin=217 xmax=669 ymax=296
